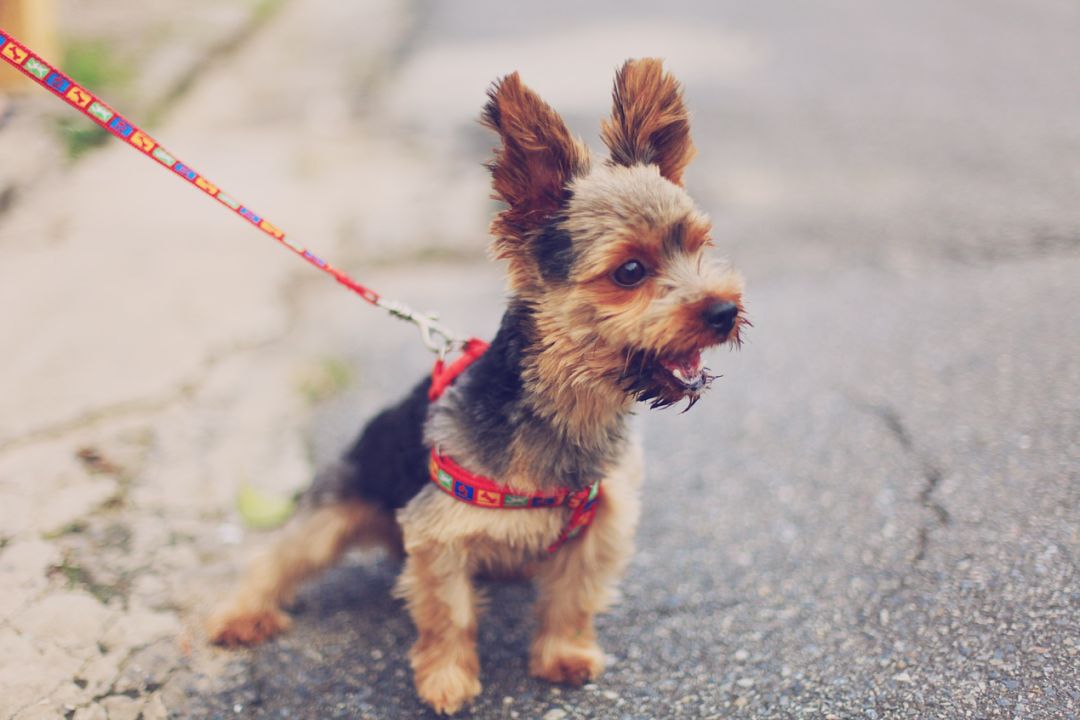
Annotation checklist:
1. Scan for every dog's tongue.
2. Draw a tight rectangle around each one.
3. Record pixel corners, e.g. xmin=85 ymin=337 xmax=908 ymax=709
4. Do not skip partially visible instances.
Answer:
xmin=660 ymin=350 xmax=704 ymax=386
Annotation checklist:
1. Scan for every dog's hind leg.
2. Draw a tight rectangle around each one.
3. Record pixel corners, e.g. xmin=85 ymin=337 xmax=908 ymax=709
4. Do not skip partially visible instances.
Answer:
xmin=208 ymin=466 xmax=401 ymax=647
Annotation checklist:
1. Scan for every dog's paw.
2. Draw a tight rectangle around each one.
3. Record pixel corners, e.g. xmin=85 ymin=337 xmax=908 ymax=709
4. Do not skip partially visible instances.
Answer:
xmin=529 ymin=636 xmax=605 ymax=686
xmin=415 ymin=662 xmax=482 ymax=716
xmin=207 ymin=606 xmax=291 ymax=647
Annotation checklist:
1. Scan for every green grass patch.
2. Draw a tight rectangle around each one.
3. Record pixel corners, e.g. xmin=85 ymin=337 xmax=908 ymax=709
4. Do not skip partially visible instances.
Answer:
xmin=43 ymin=519 xmax=89 ymax=539
xmin=296 ymin=357 xmax=353 ymax=404
xmin=55 ymin=120 xmax=109 ymax=159
xmin=51 ymin=556 xmax=128 ymax=606
xmin=251 ymin=0 xmax=288 ymax=24
xmin=63 ymin=39 xmax=132 ymax=92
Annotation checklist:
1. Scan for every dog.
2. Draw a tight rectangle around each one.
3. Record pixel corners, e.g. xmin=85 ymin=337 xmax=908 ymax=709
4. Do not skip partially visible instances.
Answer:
xmin=207 ymin=58 xmax=746 ymax=715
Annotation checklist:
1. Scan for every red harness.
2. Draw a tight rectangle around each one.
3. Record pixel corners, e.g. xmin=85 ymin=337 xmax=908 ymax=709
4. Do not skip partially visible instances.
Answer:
xmin=427 ymin=339 xmax=602 ymax=553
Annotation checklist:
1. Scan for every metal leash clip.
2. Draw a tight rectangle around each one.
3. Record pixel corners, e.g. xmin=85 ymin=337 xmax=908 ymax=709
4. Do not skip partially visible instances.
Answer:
xmin=376 ymin=298 xmax=463 ymax=359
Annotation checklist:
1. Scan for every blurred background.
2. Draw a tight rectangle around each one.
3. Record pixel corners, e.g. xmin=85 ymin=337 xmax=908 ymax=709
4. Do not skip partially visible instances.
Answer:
xmin=0 ymin=1 xmax=1077 ymax=718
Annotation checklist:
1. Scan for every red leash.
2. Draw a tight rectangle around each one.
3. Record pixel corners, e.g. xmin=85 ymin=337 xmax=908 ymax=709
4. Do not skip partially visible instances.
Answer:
xmin=0 ymin=25 xmax=462 ymax=356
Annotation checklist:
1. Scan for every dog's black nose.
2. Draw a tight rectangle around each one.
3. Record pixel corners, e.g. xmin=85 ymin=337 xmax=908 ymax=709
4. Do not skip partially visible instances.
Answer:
xmin=704 ymin=301 xmax=738 ymax=336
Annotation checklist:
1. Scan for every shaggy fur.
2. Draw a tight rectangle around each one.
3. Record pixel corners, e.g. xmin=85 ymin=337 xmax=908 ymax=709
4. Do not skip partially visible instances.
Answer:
xmin=208 ymin=58 xmax=747 ymax=715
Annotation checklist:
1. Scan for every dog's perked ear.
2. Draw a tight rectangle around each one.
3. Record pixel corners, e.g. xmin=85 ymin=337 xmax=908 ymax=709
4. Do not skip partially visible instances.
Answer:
xmin=482 ymin=73 xmax=589 ymax=270
xmin=601 ymin=58 xmax=696 ymax=186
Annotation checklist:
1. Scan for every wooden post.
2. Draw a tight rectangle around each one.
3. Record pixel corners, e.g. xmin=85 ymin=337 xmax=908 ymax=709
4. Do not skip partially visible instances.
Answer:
xmin=0 ymin=0 xmax=59 ymax=92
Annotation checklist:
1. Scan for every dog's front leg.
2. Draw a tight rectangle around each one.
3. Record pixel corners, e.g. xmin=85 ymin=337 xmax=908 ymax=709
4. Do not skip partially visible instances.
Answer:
xmin=396 ymin=542 xmax=481 ymax=715
xmin=529 ymin=448 xmax=644 ymax=686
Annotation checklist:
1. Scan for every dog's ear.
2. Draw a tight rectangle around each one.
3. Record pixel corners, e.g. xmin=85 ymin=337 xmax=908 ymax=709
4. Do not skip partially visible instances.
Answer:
xmin=482 ymin=73 xmax=589 ymax=263
xmin=601 ymin=58 xmax=696 ymax=186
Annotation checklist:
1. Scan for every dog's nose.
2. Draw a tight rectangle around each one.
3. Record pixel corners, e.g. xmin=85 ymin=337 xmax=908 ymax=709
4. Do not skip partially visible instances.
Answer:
xmin=703 ymin=301 xmax=738 ymax=336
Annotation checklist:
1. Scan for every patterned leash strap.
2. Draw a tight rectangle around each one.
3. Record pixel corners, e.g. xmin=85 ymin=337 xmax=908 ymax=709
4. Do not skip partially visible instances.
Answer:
xmin=0 ymin=25 xmax=462 ymax=356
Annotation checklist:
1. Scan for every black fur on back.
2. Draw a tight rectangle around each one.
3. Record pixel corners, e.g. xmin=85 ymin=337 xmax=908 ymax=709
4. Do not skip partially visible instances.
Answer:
xmin=449 ymin=300 xmax=532 ymax=473
xmin=307 ymin=376 xmax=433 ymax=511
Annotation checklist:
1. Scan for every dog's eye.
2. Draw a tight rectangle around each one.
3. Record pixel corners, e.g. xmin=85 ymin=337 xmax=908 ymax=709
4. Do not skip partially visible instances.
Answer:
xmin=612 ymin=260 xmax=647 ymax=288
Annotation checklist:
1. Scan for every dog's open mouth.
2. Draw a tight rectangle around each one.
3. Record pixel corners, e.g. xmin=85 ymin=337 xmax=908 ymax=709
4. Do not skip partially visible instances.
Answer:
xmin=620 ymin=347 xmax=717 ymax=410
xmin=657 ymin=349 xmax=708 ymax=393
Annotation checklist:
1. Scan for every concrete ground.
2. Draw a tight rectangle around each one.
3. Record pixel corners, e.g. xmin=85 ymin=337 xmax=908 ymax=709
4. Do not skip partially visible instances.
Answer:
xmin=1 ymin=0 xmax=1077 ymax=719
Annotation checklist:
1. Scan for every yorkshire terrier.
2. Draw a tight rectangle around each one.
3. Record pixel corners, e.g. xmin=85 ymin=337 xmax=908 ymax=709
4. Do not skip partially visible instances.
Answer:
xmin=208 ymin=58 xmax=746 ymax=715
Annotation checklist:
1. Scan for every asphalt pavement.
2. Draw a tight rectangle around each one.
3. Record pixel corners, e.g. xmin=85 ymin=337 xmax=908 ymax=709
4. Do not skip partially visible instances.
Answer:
xmin=179 ymin=1 xmax=1079 ymax=718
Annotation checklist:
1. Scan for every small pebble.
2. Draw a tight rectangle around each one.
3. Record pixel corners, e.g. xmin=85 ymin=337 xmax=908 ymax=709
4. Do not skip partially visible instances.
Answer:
xmin=543 ymin=709 xmax=567 ymax=720
xmin=734 ymin=648 xmax=749 ymax=662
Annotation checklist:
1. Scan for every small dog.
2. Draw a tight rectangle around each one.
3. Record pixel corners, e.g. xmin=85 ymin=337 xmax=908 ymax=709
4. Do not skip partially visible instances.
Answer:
xmin=208 ymin=58 xmax=746 ymax=715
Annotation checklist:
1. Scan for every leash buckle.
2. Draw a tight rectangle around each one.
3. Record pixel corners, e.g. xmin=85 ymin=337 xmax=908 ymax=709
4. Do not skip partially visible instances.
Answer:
xmin=377 ymin=298 xmax=462 ymax=358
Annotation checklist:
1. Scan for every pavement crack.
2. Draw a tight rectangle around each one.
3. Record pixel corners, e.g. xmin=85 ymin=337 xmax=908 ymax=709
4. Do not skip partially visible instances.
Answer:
xmin=857 ymin=400 xmax=951 ymax=565
xmin=0 ymin=211 xmax=316 ymax=461
xmin=143 ymin=0 xmax=289 ymax=126
xmin=0 ymin=329 xmax=285 ymax=459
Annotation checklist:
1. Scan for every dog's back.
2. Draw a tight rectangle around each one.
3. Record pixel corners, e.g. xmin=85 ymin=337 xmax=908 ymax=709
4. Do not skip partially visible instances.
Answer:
xmin=303 ymin=377 xmax=432 ymax=513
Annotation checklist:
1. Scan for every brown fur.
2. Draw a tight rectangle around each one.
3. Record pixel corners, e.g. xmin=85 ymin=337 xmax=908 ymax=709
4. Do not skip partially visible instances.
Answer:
xmin=521 ymin=308 xmax=633 ymax=438
xmin=482 ymin=72 xmax=590 ymax=288
xmin=395 ymin=544 xmax=482 ymax=715
xmin=601 ymin=58 xmax=696 ymax=185
xmin=209 ymin=58 xmax=746 ymax=716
